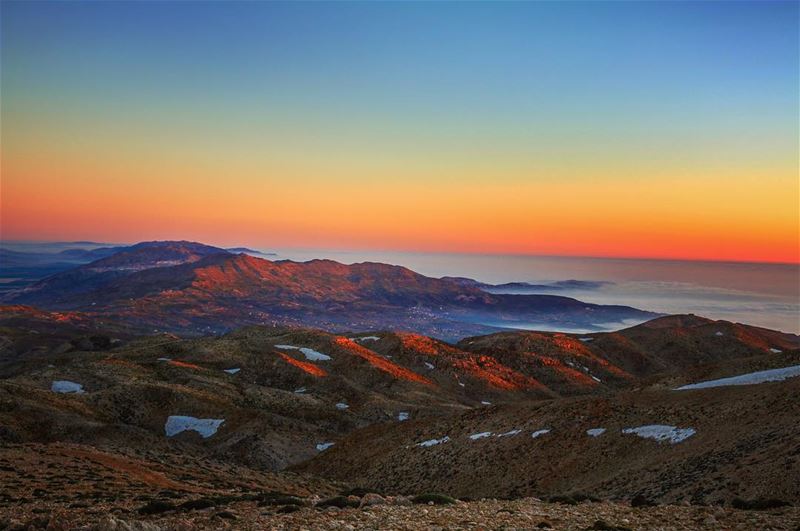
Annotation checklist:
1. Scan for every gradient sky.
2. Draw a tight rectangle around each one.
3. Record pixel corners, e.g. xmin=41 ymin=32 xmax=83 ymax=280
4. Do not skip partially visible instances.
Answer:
xmin=1 ymin=1 xmax=798 ymax=263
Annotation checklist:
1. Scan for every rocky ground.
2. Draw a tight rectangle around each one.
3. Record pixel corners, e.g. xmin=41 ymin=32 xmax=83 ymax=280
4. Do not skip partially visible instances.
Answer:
xmin=2 ymin=495 xmax=799 ymax=530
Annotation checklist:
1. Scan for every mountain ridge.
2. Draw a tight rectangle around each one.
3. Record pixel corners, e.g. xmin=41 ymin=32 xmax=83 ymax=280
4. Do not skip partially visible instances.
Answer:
xmin=2 ymin=241 xmax=658 ymax=341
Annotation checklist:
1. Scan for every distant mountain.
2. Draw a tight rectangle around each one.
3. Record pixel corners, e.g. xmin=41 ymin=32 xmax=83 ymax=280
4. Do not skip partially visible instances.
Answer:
xmin=0 ymin=246 xmax=128 ymax=296
xmin=226 ymin=247 xmax=277 ymax=255
xmin=4 ymin=241 xmax=228 ymax=307
xmin=55 ymin=246 xmax=127 ymax=261
xmin=440 ymin=277 xmax=613 ymax=293
xmin=2 ymin=241 xmax=656 ymax=340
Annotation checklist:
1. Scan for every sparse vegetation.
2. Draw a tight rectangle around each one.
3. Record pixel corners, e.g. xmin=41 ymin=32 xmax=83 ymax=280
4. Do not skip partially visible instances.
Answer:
xmin=316 ymin=496 xmax=359 ymax=509
xmin=137 ymin=500 xmax=176 ymax=515
xmin=630 ymin=494 xmax=656 ymax=507
xmin=731 ymin=498 xmax=791 ymax=511
xmin=411 ymin=493 xmax=457 ymax=505
xmin=586 ymin=520 xmax=633 ymax=531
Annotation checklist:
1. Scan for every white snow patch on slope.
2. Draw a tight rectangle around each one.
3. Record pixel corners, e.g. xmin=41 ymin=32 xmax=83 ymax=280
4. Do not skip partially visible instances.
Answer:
xmin=770 ymin=348 xmax=783 ymax=353
xmin=579 ymin=337 xmax=594 ymax=342
xmin=714 ymin=331 xmax=724 ymax=337
xmin=275 ymin=344 xmax=299 ymax=350
xmin=674 ymin=365 xmax=800 ymax=390
xmin=294 ymin=387 xmax=306 ymax=394
xmin=531 ymin=429 xmax=551 ymax=439
xmin=352 ymin=336 xmax=380 ymax=342
xmin=469 ymin=432 xmax=492 ymax=440
xmin=165 ymin=416 xmax=224 ymax=438
xmin=622 ymin=425 xmax=695 ymax=444
xmin=398 ymin=412 xmax=410 ymax=421
xmin=335 ymin=402 xmax=349 ymax=410
xmin=223 ymin=368 xmax=241 ymax=374
xmin=316 ymin=442 xmax=335 ymax=451
xmin=586 ymin=428 xmax=606 ymax=437
xmin=299 ymin=348 xmax=331 ymax=361
xmin=51 ymin=380 xmax=84 ymax=394
xmin=417 ymin=436 xmax=450 ymax=447
xmin=480 ymin=401 xmax=492 ymax=405
xmin=424 ymin=362 xmax=435 ymax=370
xmin=157 ymin=357 xmax=171 ymax=362
xmin=496 ymin=429 xmax=522 ymax=438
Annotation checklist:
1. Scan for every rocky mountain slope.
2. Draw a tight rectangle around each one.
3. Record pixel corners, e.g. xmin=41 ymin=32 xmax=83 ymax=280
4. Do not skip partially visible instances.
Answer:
xmin=296 ymin=366 xmax=800 ymax=504
xmin=1 ymin=310 xmax=799 ymax=527
xmin=1 ymin=313 xmax=797 ymax=482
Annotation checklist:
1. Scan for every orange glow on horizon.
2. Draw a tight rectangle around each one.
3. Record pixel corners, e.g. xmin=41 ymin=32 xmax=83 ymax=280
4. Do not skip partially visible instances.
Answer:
xmin=1 ymin=123 xmax=797 ymax=265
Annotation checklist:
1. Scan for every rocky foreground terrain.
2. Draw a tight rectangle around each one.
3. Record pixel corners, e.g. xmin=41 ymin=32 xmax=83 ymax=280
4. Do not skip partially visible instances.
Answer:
xmin=1 ymin=305 xmax=799 ymax=529
xmin=1 ymin=443 xmax=798 ymax=530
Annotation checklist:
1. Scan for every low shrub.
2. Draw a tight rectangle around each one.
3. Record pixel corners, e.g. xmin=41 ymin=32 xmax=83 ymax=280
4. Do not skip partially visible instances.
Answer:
xmin=138 ymin=500 xmax=176 ymax=515
xmin=340 ymin=487 xmax=380 ymax=497
xmin=586 ymin=520 xmax=633 ymax=531
xmin=257 ymin=495 xmax=306 ymax=507
xmin=411 ymin=493 xmax=456 ymax=505
xmin=731 ymin=498 xmax=791 ymax=511
xmin=179 ymin=498 xmax=217 ymax=511
xmin=316 ymin=496 xmax=359 ymax=509
xmin=547 ymin=495 xmax=577 ymax=505
xmin=630 ymin=494 xmax=657 ymax=507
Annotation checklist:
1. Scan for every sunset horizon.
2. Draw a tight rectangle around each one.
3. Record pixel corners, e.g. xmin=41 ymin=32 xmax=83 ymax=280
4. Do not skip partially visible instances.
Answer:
xmin=2 ymin=1 xmax=798 ymax=264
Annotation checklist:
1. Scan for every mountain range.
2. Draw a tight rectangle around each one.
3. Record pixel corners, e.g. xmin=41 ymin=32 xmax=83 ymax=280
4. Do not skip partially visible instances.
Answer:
xmin=1 ymin=241 xmax=656 ymax=341
xmin=1 ymin=240 xmax=798 ymax=528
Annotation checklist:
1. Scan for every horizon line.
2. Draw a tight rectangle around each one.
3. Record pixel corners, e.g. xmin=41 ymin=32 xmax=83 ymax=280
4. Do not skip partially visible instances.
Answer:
xmin=1 ymin=238 xmax=798 ymax=268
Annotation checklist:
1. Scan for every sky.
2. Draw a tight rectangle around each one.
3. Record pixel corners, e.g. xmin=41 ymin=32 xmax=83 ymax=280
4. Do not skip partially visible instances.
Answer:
xmin=1 ymin=1 xmax=798 ymax=263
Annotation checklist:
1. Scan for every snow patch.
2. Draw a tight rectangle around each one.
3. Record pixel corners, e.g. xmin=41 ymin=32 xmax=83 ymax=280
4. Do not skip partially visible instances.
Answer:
xmin=51 ymin=380 xmax=84 ymax=394
xmin=496 ymin=429 xmax=522 ymax=438
xmin=316 ymin=442 xmax=335 ymax=451
xmin=579 ymin=337 xmax=594 ymax=342
xmin=531 ymin=429 xmax=551 ymax=439
xmin=770 ymin=348 xmax=783 ymax=353
xmin=714 ymin=331 xmax=724 ymax=337
xmin=674 ymin=365 xmax=800 ymax=390
xmin=165 ymin=416 xmax=224 ymax=438
xmin=223 ymin=368 xmax=240 ymax=374
xmin=586 ymin=428 xmax=606 ymax=437
xmin=398 ymin=412 xmax=410 ymax=421
xmin=299 ymin=348 xmax=331 ymax=361
xmin=591 ymin=375 xmax=601 ymax=383
xmin=335 ymin=402 xmax=349 ymax=410
xmin=275 ymin=344 xmax=330 ymax=361
xmin=417 ymin=436 xmax=450 ymax=447
xmin=157 ymin=357 xmax=171 ymax=362
xmin=351 ymin=336 xmax=380 ymax=342
xmin=622 ymin=424 xmax=695 ymax=444
xmin=469 ymin=431 xmax=492 ymax=440
xmin=480 ymin=401 xmax=492 ymax=405
xmin=424 ymin=362 xmax=435 ymax=370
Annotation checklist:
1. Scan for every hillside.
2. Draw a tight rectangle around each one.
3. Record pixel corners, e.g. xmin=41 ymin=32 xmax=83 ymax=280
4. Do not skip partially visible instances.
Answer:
xmin=296 ymin=371 xmax=800 ymax=504
xmin=1 ymin=313 xmax=799 ymax=527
